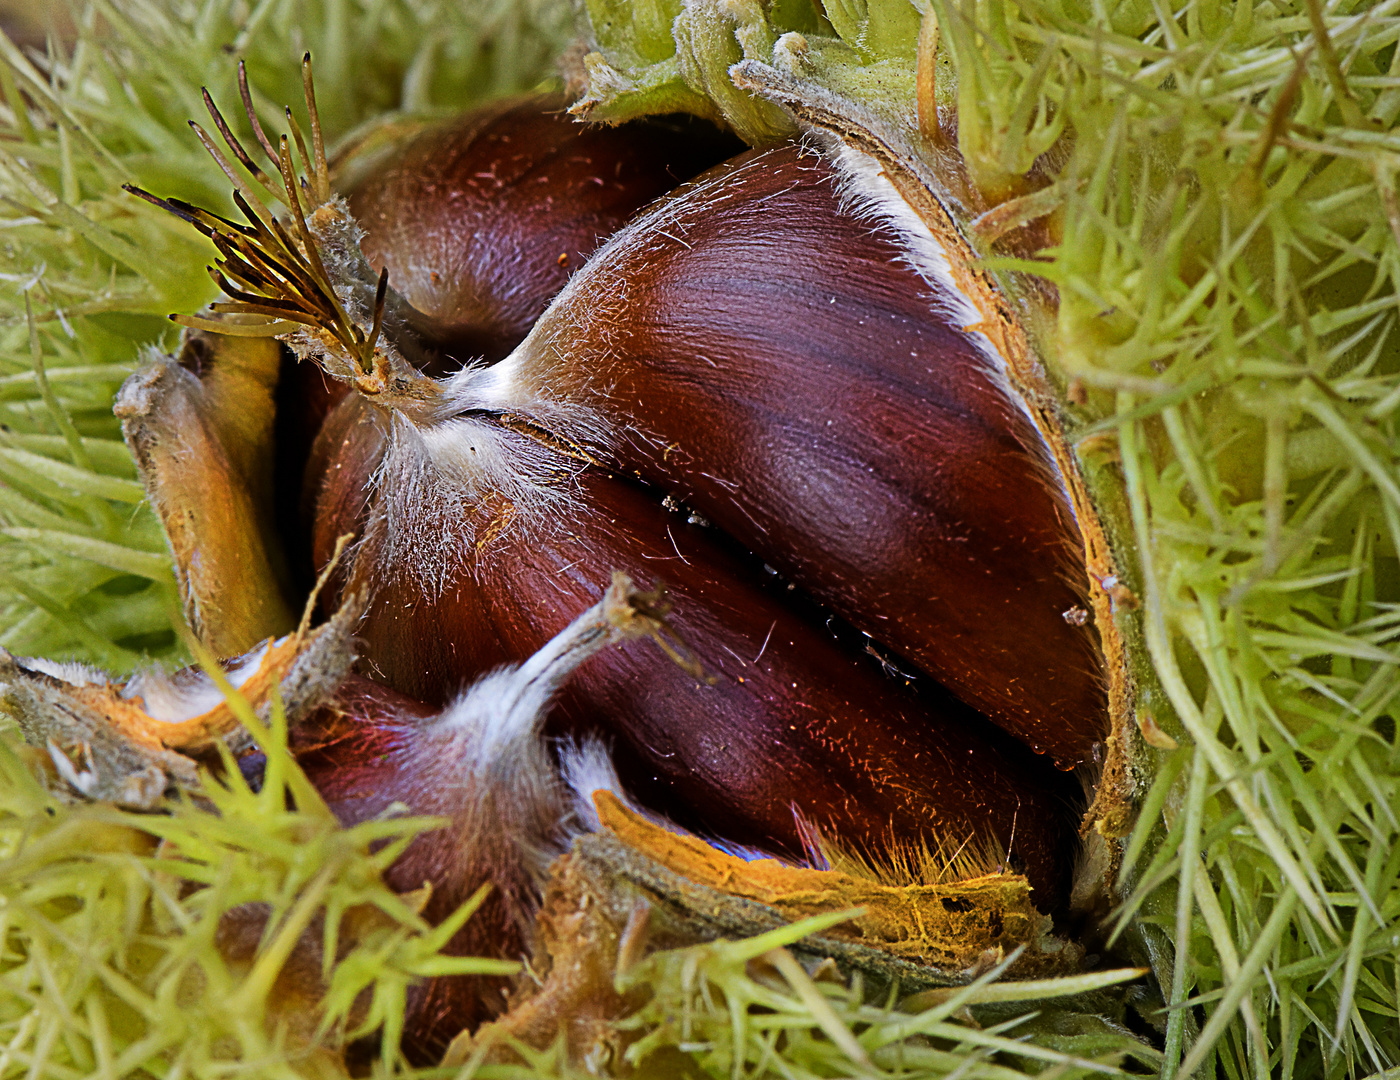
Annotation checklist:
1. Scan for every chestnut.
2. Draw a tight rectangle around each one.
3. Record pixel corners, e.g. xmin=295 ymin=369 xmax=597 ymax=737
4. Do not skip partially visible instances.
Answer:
xmin=336 ymin=97 xmax=743 ymax=371
xmin=286 ymin=574 xmax=684 ymax=1057
xmin=305 ymin=394 xmax=1079 ymax=907
xmin=127 ymin=78 xmax=749 ymax=639
xmin=255 ymin=93 xmax=739 ymax=593
xmin=443 ymin=142 xmax=1107 ymax=768
xmin=126 ymin=69 xmax=1097 ymax=1044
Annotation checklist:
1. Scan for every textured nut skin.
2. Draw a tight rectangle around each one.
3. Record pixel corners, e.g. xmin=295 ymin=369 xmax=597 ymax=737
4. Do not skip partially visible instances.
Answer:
xmin=305 ymin=397 xmax=1079 ymax=905
xmin=464 ymin=143 xmax=1107 ymax=768
xmin=341 ymin=97 xmax=741 ymax=371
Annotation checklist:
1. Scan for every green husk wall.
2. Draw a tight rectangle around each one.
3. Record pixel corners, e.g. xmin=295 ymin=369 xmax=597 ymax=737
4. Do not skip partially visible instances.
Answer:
xmin=0 ymin=1 xmax=1396 ymax=1077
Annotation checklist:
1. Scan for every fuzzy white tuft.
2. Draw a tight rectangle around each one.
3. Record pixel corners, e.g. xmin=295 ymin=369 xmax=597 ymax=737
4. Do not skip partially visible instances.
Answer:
xmin=18 ymin=657 xmax=110 ymax=687
xmin=556 ymin=734 xmax=781 ymax=863
xmin=409 ymin=664 xmax=572 ymax=889
xmin=557 ymin=735 xmax=650 ymax=834
xmin=119 ymin=639 xmax=276 ymax=723
xmin=397 ymin=577 xmax=667 ymax=902
xmin=355 ymin=408 xmax=584 ymax=599
xmin=19 ymin=639 xmax=278 ymax=725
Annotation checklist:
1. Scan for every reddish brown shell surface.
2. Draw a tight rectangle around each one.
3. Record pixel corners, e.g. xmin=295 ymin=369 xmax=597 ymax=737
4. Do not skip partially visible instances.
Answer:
xmin=291 ymin=675 xmax=519 ymax=1060
xmin=305 ymin=396 xmax=1080 ymax=902
xmin=468 ymin=144 xmax=1107 ymax=768
xmin=340 ymin=98 xmax=741 ymax=371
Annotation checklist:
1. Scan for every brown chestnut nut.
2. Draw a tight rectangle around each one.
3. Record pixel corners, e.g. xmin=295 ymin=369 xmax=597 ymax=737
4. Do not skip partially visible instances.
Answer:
xmin=134 ymin=70 xmax=1094 ymax=951
xmin=305 ymin=393 xmax=1078 ymax=908
xmin=445 ymin=143 xmax=1106 ymax=768
xmin=338 ymin=97 xmax=743 ymax=371
xmin=288 ymin=577 xmax=675 ymax=1058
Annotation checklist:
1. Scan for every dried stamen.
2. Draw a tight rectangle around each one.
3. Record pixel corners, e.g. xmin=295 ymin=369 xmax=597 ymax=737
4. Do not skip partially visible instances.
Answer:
xmin=123 ymin=183 xmax=350 ymax=346
xmin=123 ymin=56 xmax=436 ymax=410
xmin=187 ymin=120 xmax=283 ymax=226
xmin=201 ymin=87 xmax=278 ymax=200
xmin=301 ymin=53 xmax=330 ymax=205
xmin=237 ymin=59 xmax=281 ymax=169
xmin=275 ymin=134 xmax=335 ymax=300
xmin=285 ymin=107 xmax=317 ymax=204
xmin=121 ymin=58 xmax=393 ymax=380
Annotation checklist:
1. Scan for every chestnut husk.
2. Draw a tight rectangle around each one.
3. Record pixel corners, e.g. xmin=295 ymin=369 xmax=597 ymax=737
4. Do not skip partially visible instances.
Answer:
xmin=98 ymin=59 xmax=1133 ymax=1068
xmin=117 ymin=333 xmax=298 ymax=656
